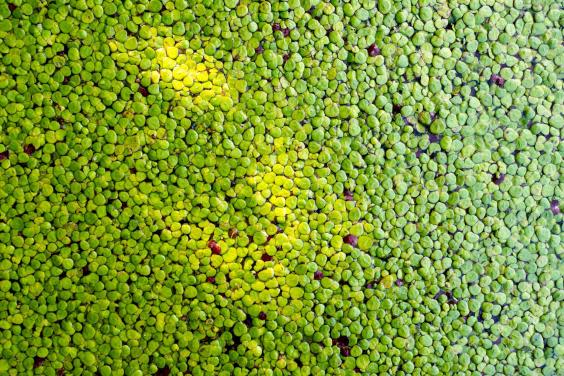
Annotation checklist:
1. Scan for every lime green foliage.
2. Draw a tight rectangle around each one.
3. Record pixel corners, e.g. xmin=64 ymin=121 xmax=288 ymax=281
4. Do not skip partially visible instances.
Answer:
xmin=0 ymin=0 xmax=562 ymax=375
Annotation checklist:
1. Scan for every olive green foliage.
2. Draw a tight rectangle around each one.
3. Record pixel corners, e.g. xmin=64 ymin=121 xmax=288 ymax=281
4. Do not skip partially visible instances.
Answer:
xmin=0 ymin=0 xmax=562 ymax=375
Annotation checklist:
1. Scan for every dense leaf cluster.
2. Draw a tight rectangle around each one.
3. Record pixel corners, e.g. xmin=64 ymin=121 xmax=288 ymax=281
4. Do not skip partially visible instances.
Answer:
xmin=0 ymin=0 xmax=562 ymax=375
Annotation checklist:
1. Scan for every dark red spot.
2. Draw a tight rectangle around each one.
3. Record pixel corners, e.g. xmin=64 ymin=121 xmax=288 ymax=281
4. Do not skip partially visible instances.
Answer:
xmin=130 ymin=167 xmax=137 ymax=174
xmin=82 ymin=265 xmax=90 ymax=276
xmin=492 ymin=173 xmax=505 ymax=185
xmin=63 ymin=76 xmax=70 ymax=84
xmin=244 ymin=316 xmax=252 ymax=327
xmin=276 ymin=225 xmax=283 ymax=233
xmin=340 ymin=346 xmax=351 ymax=356
xmin=272 ymin=23 xmax=281 ymax=32
xmin=366 ymin=281 xmax=374 ymax=289
xmin=343 ymin=234 xmax=358 ymax=247
xmin=155 ymin=366 xmax=171 ymax=376
xmin=282 ymin=28 xmax=291 ymax=37
xmin=550 ymin=200 xmax=560 ymax=215
xmin=314 ymin=271 xmax=324 ymax=280
xmin=207 ymin=276 xmax=215 ymax=283
xmin=258 ymin=312 xmax=267 ymax=320
xmin=354 ymin=368 xmax=361 ymax=373
xmin=57 ymin=368 xmax=65 ymax=376
xmin=0 ymin=151 xmax=8 ymax=160
xmin=490 ymin=74 xmax=505 ymax=87
xmin=395 ymin=279 xmax=404 ymax=286
xmin=23 ymin=144 xmax=36 ymax=155
xmin=336 ymin=336 xmax=349 ymax=347
xmin=228 ymin=228 xmax=238 ymax=238
xmin=8 ymin=3 xmax=16 ymax=11
xmin=138 ymin=86 xmax=149 ymax=97
xmin=261 ymin=253 xmax=273 ymax=262
xmin=392 ymin=104 xmax=402 ymax=115
xmin=255 ymin=44 xmax=264 ymax=54
xmin=367 ymin=44 xmax=380 ymax=57
xmin=34 ymin=356 xmax=46 ymax=368
xmin=208 ymin=240 xmax=221 ymax=254
xmin=283 ymin=53 xmax=290 ymax=62
xmin=344 ymin=190 xmax=354 ymax=201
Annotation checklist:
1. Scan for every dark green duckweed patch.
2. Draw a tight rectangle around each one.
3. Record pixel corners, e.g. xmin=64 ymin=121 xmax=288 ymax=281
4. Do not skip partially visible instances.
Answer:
xmin=0 ymin=0 xmax=562 ymax=375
